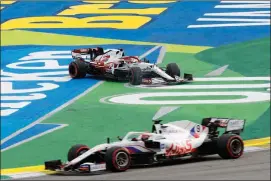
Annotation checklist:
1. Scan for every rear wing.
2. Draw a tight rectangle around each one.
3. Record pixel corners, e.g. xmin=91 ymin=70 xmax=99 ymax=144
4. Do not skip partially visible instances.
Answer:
xmin=202 ymin=118 xmax=246 ymax=135
xmin=71 ymin=47 xmax=104 ymax=60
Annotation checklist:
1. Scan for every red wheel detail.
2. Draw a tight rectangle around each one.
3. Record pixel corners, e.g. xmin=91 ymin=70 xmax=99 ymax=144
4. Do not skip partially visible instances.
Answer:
xmin=75 ymin=146 xmax=89 ymax=156
xmin=226 ymin=136 xmax=244 ymax=158
xmin=112 ymin=148 xmax=130 ymax=171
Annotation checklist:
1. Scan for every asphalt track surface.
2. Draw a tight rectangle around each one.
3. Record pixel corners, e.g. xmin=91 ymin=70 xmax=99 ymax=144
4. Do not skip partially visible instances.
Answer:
xmin=22 ymin=150 xmax=270 ymax=180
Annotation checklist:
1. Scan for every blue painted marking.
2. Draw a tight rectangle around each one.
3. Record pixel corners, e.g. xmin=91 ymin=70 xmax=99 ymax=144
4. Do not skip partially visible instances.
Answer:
xmin=2 ymin=1 xmax=269 ymax=46
xmin=126 ymin=146 xmax=142 ymax=153
xmin=1 ymin=44 xmax=160 ymax=142
xmin=1 ymin=123 xmax=63 ymax=150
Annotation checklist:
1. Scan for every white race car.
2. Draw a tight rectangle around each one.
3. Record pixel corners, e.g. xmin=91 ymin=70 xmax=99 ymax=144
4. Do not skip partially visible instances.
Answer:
xmin=68 ymin=47 xmax=193 ymax=85
xmin=45 ymin=107 xmax=245 ymax=173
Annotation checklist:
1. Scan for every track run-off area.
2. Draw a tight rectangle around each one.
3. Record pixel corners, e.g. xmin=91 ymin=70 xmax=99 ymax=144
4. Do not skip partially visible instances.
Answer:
xmin=1 ymin=0 xmax=270 ymax=179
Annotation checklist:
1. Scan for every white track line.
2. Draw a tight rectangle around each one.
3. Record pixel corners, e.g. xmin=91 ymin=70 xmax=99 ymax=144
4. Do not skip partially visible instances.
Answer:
xmin=139 ymin=45 xmax=162 ymax=60
xmin=1 ymin=124 xmax=68 ymax=152
xmin=156 ymin=46 xmax=167 ymax=64
xmin=1 ymin=81 xmax=104 ymax=145
xmin=205 ymin=65 xmax=229 ymax=77
xmin=6 ymin=172 xmax=47 ymax=179
xmin=244 ymin=146 xmax=270 ymax=153
xmin=221 ymin=1 xmax=270 ymax=3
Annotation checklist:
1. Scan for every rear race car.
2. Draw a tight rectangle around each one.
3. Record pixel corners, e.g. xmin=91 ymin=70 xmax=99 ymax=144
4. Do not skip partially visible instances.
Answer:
xmin=44 ymin=108 xmax=245 ymax=174
xmin=68 ymin=47 xmax=193 ymax=85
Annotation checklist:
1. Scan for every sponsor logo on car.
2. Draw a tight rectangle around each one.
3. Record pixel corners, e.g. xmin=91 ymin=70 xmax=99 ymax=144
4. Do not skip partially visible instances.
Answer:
xmin=226 ymin=119 xmax=245 ymax=131
xmin=166 ymin=140 xmax=192 ymax=156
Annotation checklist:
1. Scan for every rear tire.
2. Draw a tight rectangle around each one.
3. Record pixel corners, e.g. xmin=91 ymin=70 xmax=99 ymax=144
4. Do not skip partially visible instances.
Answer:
xmin=129 ymin=67 xmax=142 ymax=85
xmin=217 ymin=134 xmax=244 ymax=159
xmin=69 ymin=60 xmax=87 ymax=78
xmin=105 ymin=146 xmax=131 ymax=172
xmin=166 ymin=63 xmax=180 ymax=78
xmin=67 ymin=144 xmax=90 ymax=161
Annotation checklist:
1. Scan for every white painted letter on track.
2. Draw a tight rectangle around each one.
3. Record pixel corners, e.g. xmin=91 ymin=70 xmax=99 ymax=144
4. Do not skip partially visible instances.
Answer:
xmin=1 ymin=82 xmax=59 ymax=94
xmin=19 ymin=51 xmax=71 ymax=60
xmin=102 ymin=91 xmax=270 ymax=105
xmin=1 ymin=69 xmax=70 ymax=82
xmin=6 ymin=60 xmax=68 ymax=70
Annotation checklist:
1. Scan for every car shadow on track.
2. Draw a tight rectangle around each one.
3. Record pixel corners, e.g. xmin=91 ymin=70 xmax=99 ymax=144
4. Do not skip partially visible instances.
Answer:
xmin=48 ymin=156 xmax=221 ymax=177
xmin=84 ymin=75 xmax=128 ymax=83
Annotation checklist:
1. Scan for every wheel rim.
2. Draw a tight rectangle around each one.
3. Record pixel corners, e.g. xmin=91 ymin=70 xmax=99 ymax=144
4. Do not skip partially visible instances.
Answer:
xmin=115 ymin=152 xmax=129 ymax=167
xmin=230 ymin=139 xmax=242 ymax=155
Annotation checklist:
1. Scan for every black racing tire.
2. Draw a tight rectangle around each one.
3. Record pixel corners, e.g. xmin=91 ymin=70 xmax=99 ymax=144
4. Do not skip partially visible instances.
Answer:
xmin=68 ymin=60 xmax=87 ymax=79
xmin=217 ymin=134 xmax=244 ymax=159
xmin=67 ymin=144 xmax=90 ymax=161
xmin=105 ymin=146 xmax=131 ymax=172
xmin=166 ymin=63 xmax=180 ymax=78
xmin=129 ymin=67 xmax=142 ymax=85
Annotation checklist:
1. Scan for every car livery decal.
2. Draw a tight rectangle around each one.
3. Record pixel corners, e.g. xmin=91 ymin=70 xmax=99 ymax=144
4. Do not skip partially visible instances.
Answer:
xmin=125 ymin=145 xmax=154 ymax=154
xmin=166 ymin=140 xmax=193 ymax=156
xmin=190 ymin=125 xmax=202 ymax=138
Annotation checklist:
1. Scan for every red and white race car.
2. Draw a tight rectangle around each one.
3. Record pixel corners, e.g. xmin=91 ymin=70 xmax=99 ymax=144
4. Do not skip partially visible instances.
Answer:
xmin=68 ymin=47 xmax=193 ymax=85
xmin=44 ymin=107 xmax=245 ymax=173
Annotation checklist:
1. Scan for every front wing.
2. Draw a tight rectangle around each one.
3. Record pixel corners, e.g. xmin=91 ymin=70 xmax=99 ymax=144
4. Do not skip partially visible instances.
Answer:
xmin=142 ymin=73 xmax=193 ymax=85
xmin=44 ymin=160 xmax=106 ymax=173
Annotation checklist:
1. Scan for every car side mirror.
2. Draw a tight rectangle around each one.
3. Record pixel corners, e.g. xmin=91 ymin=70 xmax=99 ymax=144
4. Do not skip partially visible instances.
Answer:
xmin=153 ymin=120 xmax=162 ymax=124
xmin=117 ymin=136 xmax=122 ymax=141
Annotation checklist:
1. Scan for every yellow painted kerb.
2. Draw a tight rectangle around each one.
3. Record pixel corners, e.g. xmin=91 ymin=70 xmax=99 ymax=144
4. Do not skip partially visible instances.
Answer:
xmin=244 ymin=137 xmax=270 ymax=147
xmin=1 ymin=137 xmax=270 ymax=175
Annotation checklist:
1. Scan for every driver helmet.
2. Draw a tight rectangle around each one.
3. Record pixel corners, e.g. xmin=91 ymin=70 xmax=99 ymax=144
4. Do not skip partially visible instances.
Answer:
xmin=141 ymin=133 xmax=151 ymax=141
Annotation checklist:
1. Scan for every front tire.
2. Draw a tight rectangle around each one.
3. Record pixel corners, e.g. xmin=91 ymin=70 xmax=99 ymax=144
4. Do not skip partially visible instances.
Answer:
xmin=68 ymin=60 xmax=87 ymax=78
xmin=217 ymin=134 xmax=244 ymax=159
xmin=105 ymin=146 xmax=131 ymax=172
xmin=67 ymin=144 xmax=90 ymax=161
xmin=129 ymin=67 xmax=142 ymax=85
xmin=166 ymin=63 xmax=180 ymax=78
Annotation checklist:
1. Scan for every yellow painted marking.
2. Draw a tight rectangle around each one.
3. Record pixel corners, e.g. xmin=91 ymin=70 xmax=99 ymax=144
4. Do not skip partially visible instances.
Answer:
xmin=129 ymin=0 xmax=177 ymax=4
xmin=1 ymin=16 xmax=152 ymax=30
xmin=0 ymin=1 xmax=15 ymax=5
xmin=1 ymin=165 xmax=45 ymax=175
xmin=58 ymin=4 xmax=167 ymax=16
xmin=244 ymin=137 xmax=270 ymax=147
xmin=1 ymin=137 xmax=269 ymax=175
xmin=1 ymin=30 xmax=210 ymax=53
